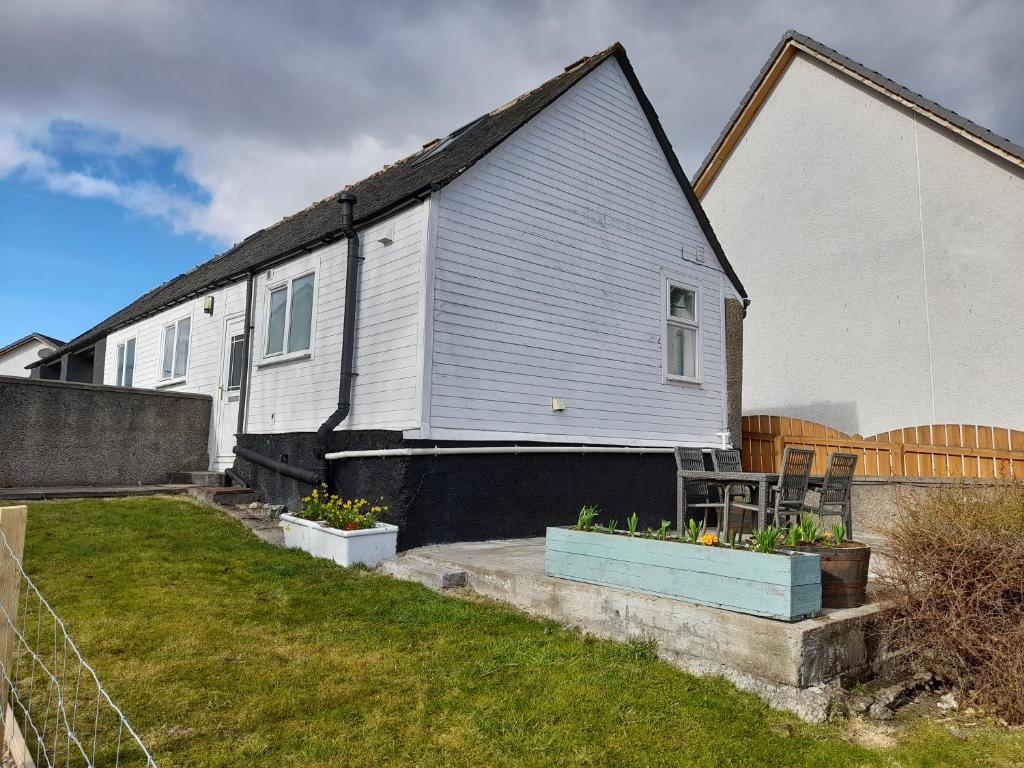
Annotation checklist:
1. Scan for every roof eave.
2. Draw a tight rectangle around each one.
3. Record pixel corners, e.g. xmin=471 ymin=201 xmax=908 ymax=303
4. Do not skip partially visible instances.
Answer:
xmin=694 ymin=30 xmax=1024 ymax=199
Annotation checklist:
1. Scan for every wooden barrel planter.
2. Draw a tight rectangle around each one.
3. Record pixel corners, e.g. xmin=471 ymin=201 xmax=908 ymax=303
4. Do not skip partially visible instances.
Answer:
xmin=818 ymin=543 xmax=871 ymax=608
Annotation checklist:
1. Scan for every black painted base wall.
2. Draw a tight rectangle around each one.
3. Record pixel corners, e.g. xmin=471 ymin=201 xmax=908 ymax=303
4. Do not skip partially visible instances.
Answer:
xmin=233 ymin=431 xmax=681 ymax=550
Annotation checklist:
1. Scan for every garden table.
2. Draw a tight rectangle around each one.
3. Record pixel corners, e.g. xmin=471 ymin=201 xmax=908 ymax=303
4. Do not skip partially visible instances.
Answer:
xmin=676 ymin=471 xmax=826 ymax=536
xmin=676 ymin=470 xmax=777 ymax=536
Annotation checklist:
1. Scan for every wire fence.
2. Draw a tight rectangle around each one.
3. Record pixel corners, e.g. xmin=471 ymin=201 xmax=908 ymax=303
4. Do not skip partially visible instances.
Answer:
xmin=0 ymin=527 xmax=157 ymax=768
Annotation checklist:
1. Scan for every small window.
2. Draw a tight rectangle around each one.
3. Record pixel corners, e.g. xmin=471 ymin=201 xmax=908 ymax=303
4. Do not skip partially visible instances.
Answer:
xmin=666 ymin=282 xmax=699 ymax=382
xmin=115 ymin=338 xmax=135 ymax=387
xmin=227 ymin=333 xmax=245 ymax=391
xmin=264 ymin=272 xmax=315 ymax=357
xmin=161 ymin=316 xmax=191 ymax=380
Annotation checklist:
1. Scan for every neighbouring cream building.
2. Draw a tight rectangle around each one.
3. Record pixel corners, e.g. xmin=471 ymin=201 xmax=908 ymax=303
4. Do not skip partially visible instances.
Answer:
xmin=696 ymin=30 xmax=1024 ymax=437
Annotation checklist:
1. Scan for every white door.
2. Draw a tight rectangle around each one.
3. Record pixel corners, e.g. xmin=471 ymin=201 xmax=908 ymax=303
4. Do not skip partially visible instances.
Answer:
xmin=214 ymin=316 xmax=246 ymax=468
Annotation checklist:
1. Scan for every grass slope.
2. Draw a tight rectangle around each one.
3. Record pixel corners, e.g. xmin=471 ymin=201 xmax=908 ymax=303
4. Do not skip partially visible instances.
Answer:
xmin=15 ymin=498 xmax=1023 ymax=767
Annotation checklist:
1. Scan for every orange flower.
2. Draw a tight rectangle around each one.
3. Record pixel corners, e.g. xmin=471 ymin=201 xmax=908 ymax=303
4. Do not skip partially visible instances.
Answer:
xmin=700 ymin=533 xmax=719 ymax=546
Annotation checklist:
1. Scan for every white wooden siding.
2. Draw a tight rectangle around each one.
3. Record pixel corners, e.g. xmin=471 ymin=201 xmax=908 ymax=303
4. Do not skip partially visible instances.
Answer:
xmin=103 ymin=280 xmax=248 ymax=466
xmin=425 ymin=58 xmax=733 ymax=445
xmin=244 ymin=202 xmax=426 ymax=433
xmin=102 ymin=202 xmax=426 ymax=466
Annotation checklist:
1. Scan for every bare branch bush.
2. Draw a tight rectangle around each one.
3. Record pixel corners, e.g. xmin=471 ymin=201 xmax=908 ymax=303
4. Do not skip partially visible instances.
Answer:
xmin=875 ymin=484 xmax=1024 ymax=723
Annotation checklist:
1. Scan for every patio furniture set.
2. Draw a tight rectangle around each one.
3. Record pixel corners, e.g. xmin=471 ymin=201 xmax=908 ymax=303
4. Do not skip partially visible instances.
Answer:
xmin=675 ymin=447 xmax=858 ymax=540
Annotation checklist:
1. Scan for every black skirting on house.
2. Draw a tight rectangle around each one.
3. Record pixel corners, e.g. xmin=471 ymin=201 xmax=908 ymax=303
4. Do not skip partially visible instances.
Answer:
xmin=232 ymin=431 xmax=680 ymax=551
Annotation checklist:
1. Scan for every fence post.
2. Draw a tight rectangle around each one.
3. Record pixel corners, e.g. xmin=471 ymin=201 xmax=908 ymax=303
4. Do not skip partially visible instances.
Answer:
xmin=0 ymin=505 xmax=26 ymax=725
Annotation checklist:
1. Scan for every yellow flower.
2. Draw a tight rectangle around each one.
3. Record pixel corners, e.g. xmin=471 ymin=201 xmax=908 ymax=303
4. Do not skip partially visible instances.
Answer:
xmin=700 ymin=533 xmax=719 ymax=546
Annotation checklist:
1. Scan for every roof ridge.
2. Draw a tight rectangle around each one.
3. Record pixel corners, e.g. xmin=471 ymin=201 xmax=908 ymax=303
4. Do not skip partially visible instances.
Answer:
xmin=694 ymin=29 xmax=1024 ymax=193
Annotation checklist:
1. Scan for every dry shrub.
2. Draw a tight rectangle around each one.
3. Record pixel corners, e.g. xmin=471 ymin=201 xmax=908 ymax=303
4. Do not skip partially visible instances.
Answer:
xmin=875 ymin=484 xmax=1024 ymax=723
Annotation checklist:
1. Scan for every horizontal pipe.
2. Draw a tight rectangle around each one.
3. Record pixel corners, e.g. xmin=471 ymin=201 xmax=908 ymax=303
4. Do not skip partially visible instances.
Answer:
xmin=325 ymin=445 xmax=682 ymax=461
xmin=233 ymin=445 xmax=319 ymax=485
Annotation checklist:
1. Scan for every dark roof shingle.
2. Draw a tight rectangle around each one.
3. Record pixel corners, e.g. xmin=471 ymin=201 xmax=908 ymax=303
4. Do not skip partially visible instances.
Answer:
xmin=39 ymin=41 xmax=745 ymax=364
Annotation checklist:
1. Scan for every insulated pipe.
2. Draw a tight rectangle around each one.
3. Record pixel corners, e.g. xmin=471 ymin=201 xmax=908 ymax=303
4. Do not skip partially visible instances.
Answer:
xmin=324 ymin=445 xmax=682 ymax=461
xmin=233 ymin=445 xmax=319 ymax=485
xmin=315 ymin=192 xmax=361 ymax=487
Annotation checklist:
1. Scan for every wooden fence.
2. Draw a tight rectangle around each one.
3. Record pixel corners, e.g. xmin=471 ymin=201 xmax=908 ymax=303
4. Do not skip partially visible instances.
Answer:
xmin=741 ymin=416 xmax=1024 ymax=479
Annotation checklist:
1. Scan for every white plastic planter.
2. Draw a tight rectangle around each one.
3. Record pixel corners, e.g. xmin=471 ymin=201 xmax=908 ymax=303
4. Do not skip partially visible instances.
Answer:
xmin=279 ymin=513 xmax=398 ymax=567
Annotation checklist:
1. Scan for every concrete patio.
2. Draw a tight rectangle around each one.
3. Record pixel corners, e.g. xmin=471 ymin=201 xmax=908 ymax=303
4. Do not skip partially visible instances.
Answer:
xmin=381 ymin=536 xmax=888 ymax=721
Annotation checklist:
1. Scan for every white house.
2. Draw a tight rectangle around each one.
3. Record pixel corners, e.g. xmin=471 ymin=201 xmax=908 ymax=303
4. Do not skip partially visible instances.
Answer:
xmin=0 ymin=333 xmax=63 ymax=377
xmin=695 ymin=30 xmax=1024 ymax=438
xmin=34 ymin=44 xmax=747 ymax=545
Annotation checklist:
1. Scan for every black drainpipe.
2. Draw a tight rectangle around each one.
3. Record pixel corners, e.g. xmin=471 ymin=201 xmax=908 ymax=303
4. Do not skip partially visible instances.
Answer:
xmin=315 ymin=192 xmax=361 ymax=488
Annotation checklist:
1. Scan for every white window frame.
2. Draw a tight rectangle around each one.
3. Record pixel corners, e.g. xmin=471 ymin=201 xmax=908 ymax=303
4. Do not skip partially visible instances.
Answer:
xmin=159 ymin=314 xmax=192 ymax=385
xmin=114 ymin=336 xmax=137 ymax=388
xmin=663 ymin=278 xmax=701 ymax=385
xmin=259 ymin=270 xmax=317 ymax=365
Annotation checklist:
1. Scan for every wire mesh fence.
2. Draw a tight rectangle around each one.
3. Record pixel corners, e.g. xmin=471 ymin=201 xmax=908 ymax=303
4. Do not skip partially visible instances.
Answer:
xmin=0 ymin=526 xmax=157 ymax=768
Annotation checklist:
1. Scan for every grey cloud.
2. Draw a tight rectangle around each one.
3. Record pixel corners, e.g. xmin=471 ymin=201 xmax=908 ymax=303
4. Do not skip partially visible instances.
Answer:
xmin=1 ymin=0 xmax=1021 ymax=241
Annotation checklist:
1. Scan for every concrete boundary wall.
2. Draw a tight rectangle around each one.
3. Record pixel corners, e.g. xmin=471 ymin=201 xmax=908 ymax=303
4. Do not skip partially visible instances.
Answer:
xmin=0 ymin=376 xmax=211 ymax=488
xmin=850 ymin=476 xmax=1018 ymax=535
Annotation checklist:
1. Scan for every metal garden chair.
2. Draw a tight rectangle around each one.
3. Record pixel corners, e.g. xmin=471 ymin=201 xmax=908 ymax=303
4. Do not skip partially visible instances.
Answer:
xmin=728 ymin=447 xmax=815 ymax=531
xmin=803 ymin=452 xmax=858 ymax=538
xmin=675 ymin=447 xmax=728 ymax=533
xmin=711 ymin=449 xmax=748 ymax=538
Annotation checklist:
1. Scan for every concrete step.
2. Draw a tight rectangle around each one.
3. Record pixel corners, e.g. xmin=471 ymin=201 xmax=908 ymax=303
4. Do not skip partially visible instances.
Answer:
xmin=169 ymin=470 xmax=227 ymax=487
xmin=188 ymin=486 xmax=258 ymax=506
xmin=378 ymin=555 xmax=467 ymax=592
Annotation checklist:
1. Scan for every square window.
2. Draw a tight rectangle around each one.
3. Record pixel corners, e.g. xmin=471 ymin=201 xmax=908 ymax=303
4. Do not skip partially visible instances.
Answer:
xmin=264 ymin=273 xmax=315 ymax=358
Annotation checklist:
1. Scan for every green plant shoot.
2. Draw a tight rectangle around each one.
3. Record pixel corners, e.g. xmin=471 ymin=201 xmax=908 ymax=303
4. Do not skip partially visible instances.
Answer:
xmin=576 ymin=505 xmax=599 ymax=531
xmin=657 ymin=520 xmax=672 ymax=541
xmin=626 ymin=512 xmax=639 ymax=537
xmin=750 ymin=526 xmax=782 ymax=554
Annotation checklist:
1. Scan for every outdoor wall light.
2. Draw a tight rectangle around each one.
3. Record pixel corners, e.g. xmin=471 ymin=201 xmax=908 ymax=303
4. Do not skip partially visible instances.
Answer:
xmin=203 ymin=296 xmax=215 ymax=315
xmin=551 ymin=397 xmax=566 ymax=413
xmin=377 ymin=225 xmax=395 ymax=246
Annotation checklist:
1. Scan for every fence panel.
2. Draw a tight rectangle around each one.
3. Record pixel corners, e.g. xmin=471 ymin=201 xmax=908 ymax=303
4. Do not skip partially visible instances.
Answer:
xmin=0 ymin=506 xmax=157 ymax=768
xmin=740 ymin=417 xmax=1024 ymax=479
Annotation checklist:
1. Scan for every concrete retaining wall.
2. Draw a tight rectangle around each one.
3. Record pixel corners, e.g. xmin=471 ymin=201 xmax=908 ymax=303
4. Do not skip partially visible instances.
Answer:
xmin=0 ymin=376 xmax=211 ymax=487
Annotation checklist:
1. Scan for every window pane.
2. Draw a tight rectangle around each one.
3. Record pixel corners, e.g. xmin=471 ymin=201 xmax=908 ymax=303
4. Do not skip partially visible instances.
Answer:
xmin=174 ymin=317 xmax=191 ymax=377
xmin=266 ymin=287 xmax=287 ymax=355
xmin=115 ymin=343 xmax=125 ymax=387
xmin=667 ymin=325 xmax=697 ymax=379
xmin=669 ymin=286 xmax=695 ymax=321
xmin=287 ymin=274 xmax=314 ymax=352
xmin=227 ymin=334 xmax=244 ymax=390
xmin=124 ymin=338 xmax=135 ymax=387
xmin=161 ymin=325 xmax=175 ymax=378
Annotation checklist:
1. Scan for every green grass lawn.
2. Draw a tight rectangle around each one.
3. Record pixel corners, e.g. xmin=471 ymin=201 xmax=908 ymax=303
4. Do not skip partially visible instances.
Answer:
xmin=13 ymin=497 xmax=1024 ymax=767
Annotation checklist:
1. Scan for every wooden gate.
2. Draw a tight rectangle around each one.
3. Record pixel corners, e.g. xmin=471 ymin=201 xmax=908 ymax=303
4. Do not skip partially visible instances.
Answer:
xmin=741 ymin=416 xmax=1024 ymax=479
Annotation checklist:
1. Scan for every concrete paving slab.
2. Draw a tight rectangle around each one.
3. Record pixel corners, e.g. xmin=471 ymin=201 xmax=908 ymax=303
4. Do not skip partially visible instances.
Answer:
xmin=383 ymin=537 xmax=888 ymax=722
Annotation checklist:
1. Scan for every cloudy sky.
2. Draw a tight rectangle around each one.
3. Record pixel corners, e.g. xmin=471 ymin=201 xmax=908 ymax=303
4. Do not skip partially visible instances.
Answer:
xmin=2 ymin=0 xmax=1022 ymax=344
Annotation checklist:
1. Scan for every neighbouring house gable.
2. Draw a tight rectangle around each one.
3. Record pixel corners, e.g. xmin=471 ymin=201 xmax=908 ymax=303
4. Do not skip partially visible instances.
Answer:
xmin=695 ymin=29 xmax=1024 ymax=198
xmin=426 ymin=56 xmax=739 ymax=444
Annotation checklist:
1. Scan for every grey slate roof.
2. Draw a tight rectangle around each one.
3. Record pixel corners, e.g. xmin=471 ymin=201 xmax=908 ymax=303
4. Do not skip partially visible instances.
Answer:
xmin=37 ymin=41 xmax=745 ymax=366
xmin=696 ymin=29 xmax=1024 ymax=186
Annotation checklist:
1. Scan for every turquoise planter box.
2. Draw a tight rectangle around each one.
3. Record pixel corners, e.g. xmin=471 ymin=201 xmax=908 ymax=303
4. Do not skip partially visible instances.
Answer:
xmin=545 ymin=527 xmax=821 ymax=622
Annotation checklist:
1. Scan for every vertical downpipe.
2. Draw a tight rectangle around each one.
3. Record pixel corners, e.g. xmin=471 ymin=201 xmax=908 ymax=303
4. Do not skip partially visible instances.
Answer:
xmin=315 ymin=193 xmax=361 ymax=488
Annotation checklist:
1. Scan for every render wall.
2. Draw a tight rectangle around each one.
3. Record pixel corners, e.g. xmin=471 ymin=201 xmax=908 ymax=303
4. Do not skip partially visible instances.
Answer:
xmin=0 ymin=376 xmax=210 ymax=487
xmin=0 ymin=339 xmax=58 ymax=377
xmin=701 ymin=52 xmax=1024 ymax=436
xmin=425 ymin=58 xmax=741 ymax=447
xmin=234 ymin=431 xmax=678 ymax=550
